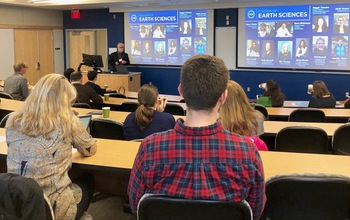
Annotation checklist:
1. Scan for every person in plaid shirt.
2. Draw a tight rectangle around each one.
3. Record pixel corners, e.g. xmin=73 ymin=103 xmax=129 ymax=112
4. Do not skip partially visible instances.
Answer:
xmin=128 ymin=55 xmax=266 ymax=219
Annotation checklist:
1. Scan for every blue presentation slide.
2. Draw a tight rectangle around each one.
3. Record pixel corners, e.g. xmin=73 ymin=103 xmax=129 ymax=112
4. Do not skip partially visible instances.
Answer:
xmin=243 ymin=4 xmax=350 ymax=71
xmin=129 ymin=10 xmax=208 ymax=65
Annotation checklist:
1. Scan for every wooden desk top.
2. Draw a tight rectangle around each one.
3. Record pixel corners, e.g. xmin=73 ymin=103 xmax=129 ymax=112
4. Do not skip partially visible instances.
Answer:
xmin=124 ymin=91 xmax=184 ymax=103
xmin=283 ymin=100 xmax=344 ymax=108
xmin=267 ymin=107 xmax=350 ymax=118
xmin=263 ymin=121 xmax=344 ymax=136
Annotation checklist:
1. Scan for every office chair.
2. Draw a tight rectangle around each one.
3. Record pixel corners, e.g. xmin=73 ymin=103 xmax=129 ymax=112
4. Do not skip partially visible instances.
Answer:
xmin=72 ymin=103 xmax=91 ymax=109
xmin=275 ymin=126 xmax=328 ymax=154
xmin=164 ymin=103 xmax=186 ymax=116
xmin=0 ymin=92 xmax=13 ymax=100
xmin=253 ymin=103 xmax=268 ymax=120
xmin=0 ymin=173 xmax=54 ymax=220
xmin=90 ymin=119 xmax=124 ymax=140
xmin=138 ymin=194 xmax=252 ymax=220
xmin=108 ymin=93 xmax=127 ymax=99
xmin=0 ymin=113 xmax=10 ymax=128
xmin=261 ymin=174 xmax=350 ymax=220
xmin=332 ymin=123 xmax=350 ymax=155
xmin=121 ymin=102 xmax=139 ymax=112
xmin=288 ymin=108 xmax=325 ymax=122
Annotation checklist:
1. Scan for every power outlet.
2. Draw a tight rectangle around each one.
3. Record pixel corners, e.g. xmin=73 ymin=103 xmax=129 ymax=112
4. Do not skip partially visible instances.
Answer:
xmin=247 ymin=87 xmax=250 ymax=92
xmin=346 ymin=92 xmax=349 ymax=98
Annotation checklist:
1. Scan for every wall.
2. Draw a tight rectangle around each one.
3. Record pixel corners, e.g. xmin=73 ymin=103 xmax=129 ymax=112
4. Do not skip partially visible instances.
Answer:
xmin=63 ymin=8 xmax=350 ymax=101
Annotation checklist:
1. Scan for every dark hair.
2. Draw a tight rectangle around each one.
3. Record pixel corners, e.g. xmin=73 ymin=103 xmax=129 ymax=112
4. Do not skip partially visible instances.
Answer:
xmin=314 ymin=16 xmax=328 ymax=32
xmin=70 ymin=72 xmax=83 ymax=82
xmin=64 ymin=68 xmax=75 ymax=80
xmin=135 ymin=84 xmax=159 ymax=130
xmin=87 ymin=71 xmax=98 ymax=81
xmin=312 ymin=80 xmax=331 ymax=98
xmin=180 ymin=55 xmax=229 ymax=111
xmin=264 ymin=79 xmax=285 ymax=107
xmin=299 ymin=40 xmax=306 ymax=48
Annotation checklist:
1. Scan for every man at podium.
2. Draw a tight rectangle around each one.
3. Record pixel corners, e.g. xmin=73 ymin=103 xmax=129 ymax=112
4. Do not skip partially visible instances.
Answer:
xmin=108 ymin=43 xmax=130 ymax=72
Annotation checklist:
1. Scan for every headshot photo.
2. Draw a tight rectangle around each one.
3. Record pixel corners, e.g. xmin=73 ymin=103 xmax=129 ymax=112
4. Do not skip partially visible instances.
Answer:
xmin=247 ymin=40 xmax=260 ymax=57
xmin=295 ymin=38 xmax=309 ymax=58
xmin=180 ymin=20 xmax=192 ymax=34
xmin=167 ymin=39 xmax=178 ymax=56
xmin=275 ymin=22 xmax=293 ymax=37
xmin=143 ymin=41 xmax=152 ymax=57
xmin=262 ymin=40 xmax=274 ymax=59
xmin=155 ymin=41 xmax=165 ymax=58
xmin=334 ymin=14 xmax=349 ymax=34
xmin=258 ymin=22 xmax=274 ymax=37
xmin=332 ymin=36 xmax=348 ymax=57
xmin=139 ymin=25 xmax=151 ymax=38
xmin=313 ymin=16 xmax=329 ymax=33
xmin=313 ymin=36 xmax=328 ymax=55
xmin=194 ymin=37 xmax=206 ymax=55
xmin=180 ymin=37 xmax=192 ymax=53
xmin=153 ymin=25 xmax=166 ymax=38
xmin=195 ymin=18 xmax=206 ymax=35
xmin=278 ymin=41 xmax=292 ymax=60
xmin=131 ymin=40 xmax=141 ymax=55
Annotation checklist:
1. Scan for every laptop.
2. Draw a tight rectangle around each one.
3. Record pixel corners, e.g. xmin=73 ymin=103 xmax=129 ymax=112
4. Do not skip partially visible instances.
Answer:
xmin=115 ymin=65 xmax=129 ymax=74
xmin=78 ymin=115 xmax=92 ymax=131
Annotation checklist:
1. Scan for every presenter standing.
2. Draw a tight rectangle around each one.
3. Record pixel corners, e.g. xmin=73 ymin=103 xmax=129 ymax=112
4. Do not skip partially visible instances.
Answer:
xmin=108 ymin=43 xmax=130 ymax=72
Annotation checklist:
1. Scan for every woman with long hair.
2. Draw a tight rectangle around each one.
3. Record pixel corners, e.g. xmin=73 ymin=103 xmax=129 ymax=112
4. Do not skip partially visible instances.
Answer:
xmin=123 ymin=84 xmax=175 ymax=140
xmin=313 ymin=16 xmax=329 ymax=32
xmin=6 ymin=73 xmax=97 ymax=219
xmin=257 ymin=79 xmax=285 ymax=107
xmin=308 ymin=80 xmax=336 ymax=108
xmin=220 ymin=81 xmax=267 ymax=150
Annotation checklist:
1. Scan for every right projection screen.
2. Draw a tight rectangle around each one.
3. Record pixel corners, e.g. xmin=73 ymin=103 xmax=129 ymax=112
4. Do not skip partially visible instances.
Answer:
xmin=237 ymin=4 xmax=350 ymax=72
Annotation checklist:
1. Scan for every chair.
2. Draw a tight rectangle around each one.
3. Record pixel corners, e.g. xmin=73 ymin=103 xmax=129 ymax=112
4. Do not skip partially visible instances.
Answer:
xmin=332 ymin=123 xmax=350 ymax=155
xmin=275 ymin=126 xmax=328 ymax=154
xmin=108 ymin=93 xmax=127 ymax=99
xmin=261 ymin=174 xmax=350 ymax=220
xmin=164 ymin=103 xmax=186 ymax=116
xmin=90 ymin=118 xmax=124 ymax=140
xmin=72 ymin=103 xmax=91 ymax=109
xmin=0 ymin=173 xmax=54 ymax=220
xmin=288 ymin=108 xmax=325 ymax=122
xmin=138 ymin=194 xmax=252 ymax=220
xmin=0 ymin=92 xmax=13 ymax=100
xmin=253 ymin=103 xmax=268 ymax=120
xmin=121 ymin=102 xmax=139 ymax=112
xmin=0 ymin=113 xmax=10 ymax=128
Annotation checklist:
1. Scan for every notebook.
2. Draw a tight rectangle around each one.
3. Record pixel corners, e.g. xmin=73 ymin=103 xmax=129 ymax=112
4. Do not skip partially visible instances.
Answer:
xmin=78 ymin=115 xmax=92 ymax=130
xmin=115 ymin=65 xmax=129 ymax=74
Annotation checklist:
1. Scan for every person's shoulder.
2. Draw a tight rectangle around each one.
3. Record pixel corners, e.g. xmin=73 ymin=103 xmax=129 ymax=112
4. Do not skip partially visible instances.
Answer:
xmin=124 ymin=112 xmax=136 ymax=123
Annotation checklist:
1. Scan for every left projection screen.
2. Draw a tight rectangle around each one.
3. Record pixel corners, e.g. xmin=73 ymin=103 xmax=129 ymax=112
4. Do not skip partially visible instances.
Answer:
xmin=124 ymin=9 xmax=213 ymax=66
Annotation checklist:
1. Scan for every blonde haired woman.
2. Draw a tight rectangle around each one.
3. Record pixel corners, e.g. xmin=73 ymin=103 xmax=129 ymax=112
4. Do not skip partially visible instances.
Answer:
xmin=6 ymin=73 xmax=97 ymax=219
xmin=219 ymin=80 xmax=267 ymax=150
xmin=123 ymin=84 xmax=175 ymax=140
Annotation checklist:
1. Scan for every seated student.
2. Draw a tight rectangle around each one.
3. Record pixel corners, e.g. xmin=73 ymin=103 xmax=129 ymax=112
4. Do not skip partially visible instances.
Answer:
xmin=308 ymin=80 xmax=336 ymax=108
xmin=4 ymin=61 xmax=32 ymax=101
xmin=70 ymin=71 xmax=103 ymax=109
xmin=6 ymin=74 xmax=97 ymax=219
xmin=219 ymin=80 xmax=267 ymax=151
xmin=128 ymin=55 xmax=266 ymax=219
xmin=64 ymin=67 xmax=75 ymax=81
xmin=85 ymin=70 xmax=114 ymax=96
xmin=123 ymin=84 xmax=175 ymax=140
xmin=257 ymin=79 xmax=285 ymax=107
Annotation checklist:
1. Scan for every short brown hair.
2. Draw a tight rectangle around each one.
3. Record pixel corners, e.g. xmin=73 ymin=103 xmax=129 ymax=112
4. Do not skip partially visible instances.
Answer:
xmin=13 ymin=61 xmax=28 ymax=72
xmin=70 ymin=72 xmax=83 ymax=82
xmin=313 ymin=80 xmax=330 ymax=98
xmin=180 ymin=55 xmax=229 ymax=111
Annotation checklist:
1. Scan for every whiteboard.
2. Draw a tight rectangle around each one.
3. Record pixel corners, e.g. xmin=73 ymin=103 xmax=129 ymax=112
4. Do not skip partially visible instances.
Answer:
xmin=215 ymin=27 xmax=236 ymax=70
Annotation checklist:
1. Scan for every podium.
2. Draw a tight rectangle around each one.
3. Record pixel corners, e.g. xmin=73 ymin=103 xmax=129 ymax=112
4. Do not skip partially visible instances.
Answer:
xmin=82 ymin=72 xmax=141 ymax=92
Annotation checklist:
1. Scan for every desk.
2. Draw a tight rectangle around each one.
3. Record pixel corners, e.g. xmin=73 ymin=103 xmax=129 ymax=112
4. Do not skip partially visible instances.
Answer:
xmin=284 ymin=100 xmax=344 ymax=108
xmin=81 ymin=72 xmax=141 ymax=92
xmin=124 ymin=91 xmax=184 ymax=103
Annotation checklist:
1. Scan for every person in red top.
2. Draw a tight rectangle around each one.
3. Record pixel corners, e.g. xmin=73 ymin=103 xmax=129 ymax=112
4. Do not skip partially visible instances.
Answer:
xmin=127 ymin=55 xmax=266 ymax=219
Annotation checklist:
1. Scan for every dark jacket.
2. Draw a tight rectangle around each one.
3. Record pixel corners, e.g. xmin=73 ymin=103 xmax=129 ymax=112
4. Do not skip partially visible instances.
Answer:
xmin=72 ymin=83 xmax=103 ymax=109
xmin=108 ymin=52 xmax=130 ymax=72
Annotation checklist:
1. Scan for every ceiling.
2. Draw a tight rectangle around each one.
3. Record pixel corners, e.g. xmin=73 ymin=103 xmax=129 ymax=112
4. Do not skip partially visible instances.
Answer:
xmin=0 ymin=0 xmax=348 ymax=11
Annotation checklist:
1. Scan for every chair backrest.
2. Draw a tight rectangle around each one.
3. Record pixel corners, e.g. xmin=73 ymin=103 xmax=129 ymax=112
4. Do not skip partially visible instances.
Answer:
xmin=72 ymin=103 xmax=91 ymax=109
xmin=108 ymin=93 xmax=127 ymax=98
xmin=0 ymin=113 xmax=10 ymax=128
xmin=90 ymin=119 xmax=124 ymax=140
xmin=121 ymin=102 xmax=139 ymax=112
xmin=0 ymin=92 xmax=13 ymax=100
xmin=332 ymin=123 xmax=350 ymax=155
xmin=164 ymin=103 xmax=185 ymax=116
xmin=0 ymin=173 xmax=54 ymax=220
xmin=275 ymin=126 xmax=328 ymax=154
xmin=138 ymin=194 xmax=252 ymax=220
xmin=254 ymin=104 xmax=268 ymax=120
xmin=261 ymin=174 xmax=350 ymax=220
xmin=288 ymin=108 xmax=325 ymax=122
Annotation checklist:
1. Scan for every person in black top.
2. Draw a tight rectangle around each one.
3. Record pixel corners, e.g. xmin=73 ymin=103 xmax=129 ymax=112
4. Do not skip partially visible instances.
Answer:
xmin=308 ymin=80 xmax=336 ymax=108
xmin=84 ymin=71 xmax=114 ymax=96
xmin=108 ymin=43 xmax=130 ymax=72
